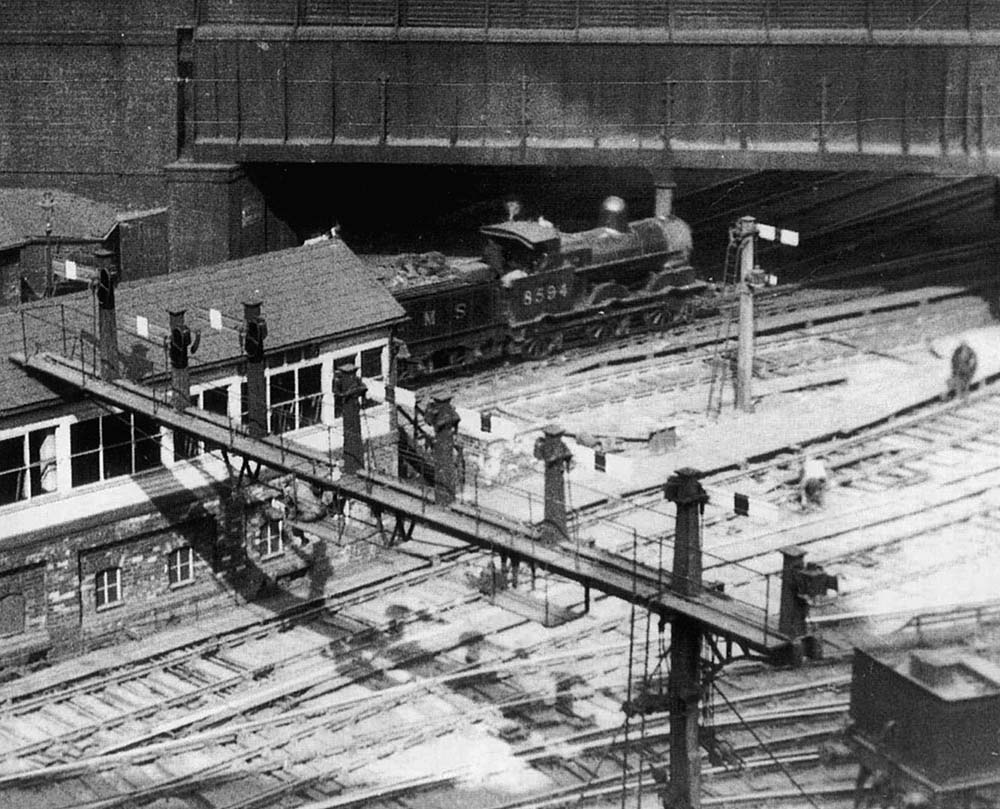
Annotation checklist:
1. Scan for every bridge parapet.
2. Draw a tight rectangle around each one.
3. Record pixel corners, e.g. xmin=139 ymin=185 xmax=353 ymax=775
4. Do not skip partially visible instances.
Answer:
xmin=197 ymin=0 xmax=1000 ymax=34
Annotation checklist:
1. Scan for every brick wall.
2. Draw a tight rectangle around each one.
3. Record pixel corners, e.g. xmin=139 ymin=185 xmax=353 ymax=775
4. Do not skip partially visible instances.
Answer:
xmin=76 ymin=513 xmax=224 ymax=637
xmin=0 ymin=487 xmax=235 ymax=665
xmin=166 ymin=163 xmax=298 ymax=272
xmin=0 ymin=427 xmax=400 ymax=667
xmin=0 ymin=1 xmax=193 ymax=209
xmin=0 ymin=562 xmax=45 ymax=637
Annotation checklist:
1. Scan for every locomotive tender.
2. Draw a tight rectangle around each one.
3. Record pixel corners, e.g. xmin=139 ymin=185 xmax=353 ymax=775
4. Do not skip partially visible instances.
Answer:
xmin=389 ymin=196 xmax=712 ymax=378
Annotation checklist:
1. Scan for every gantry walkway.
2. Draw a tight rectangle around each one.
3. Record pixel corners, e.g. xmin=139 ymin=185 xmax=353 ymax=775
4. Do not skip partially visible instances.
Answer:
xmin=12 ymin=349 xmax=790 ymax=657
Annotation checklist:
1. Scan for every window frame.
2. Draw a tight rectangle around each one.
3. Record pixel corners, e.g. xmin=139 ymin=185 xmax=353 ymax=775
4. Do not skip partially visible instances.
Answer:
xmin=332 ymin=343 xmax=387 ymax=417
xmin=95 ymin=567 xmax=122 ymax=610
xmin=70 ymin=411 xmax=164 ymax=487
xmin=173 ymin=383 xmax=232 ymax=461
xmin=267 ymin=360 xmax=324 ymax=434
xmin=258 ymin=517 xmax=284 ymax=559
xmin=167 ymin=546 xmax=195 ymax=588
xmin=0 ymin=426 xmax=59 ymax=507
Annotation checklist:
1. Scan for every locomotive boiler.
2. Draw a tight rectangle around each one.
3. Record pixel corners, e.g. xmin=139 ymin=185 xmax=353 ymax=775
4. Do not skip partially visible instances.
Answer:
xmin=387 ymin=196 xmax=711 ymax=378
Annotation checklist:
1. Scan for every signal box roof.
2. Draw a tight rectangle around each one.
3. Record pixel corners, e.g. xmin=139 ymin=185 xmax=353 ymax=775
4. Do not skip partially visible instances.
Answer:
xmin=0 ymin=188 xmax=125 ymax=250
xmin=480 ymin=220 xmax=560 ymax=249
xmin=0 ymin=239 xmax=406 ymax=418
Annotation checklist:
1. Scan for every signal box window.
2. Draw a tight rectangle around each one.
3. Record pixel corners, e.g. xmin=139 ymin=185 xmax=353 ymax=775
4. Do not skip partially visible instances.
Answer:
xmin=167 ymin=546 xmax=194 ymax=586
xmin=258 ymin=518 xmax=284 ymax=559
xmin=0 ymin=427 xmax=58 ymax=506
xmin=95 ymin=567 xmax=122 ymax=610
xmin=71 ymin=413 xmax=163 ymax=486
xmin=269 ymin=363 xmax=323 ymax=433
xmin=200 ymin=385 xmax=230 ymax=453
xmin=175 ymin=385 xmax=231 ymax=460
xmin=360 ymin=347 xmax=383 ymax=379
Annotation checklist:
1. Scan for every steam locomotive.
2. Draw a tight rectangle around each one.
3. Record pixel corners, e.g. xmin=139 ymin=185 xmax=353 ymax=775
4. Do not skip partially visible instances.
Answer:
xmin=386 ymin=197 xmax=713 ymax=379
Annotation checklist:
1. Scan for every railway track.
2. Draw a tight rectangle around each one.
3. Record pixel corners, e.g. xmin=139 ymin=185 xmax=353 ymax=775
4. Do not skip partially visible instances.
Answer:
xmin=6 ymin=293 xmax=1000 ymax=806
xmin=0 ymin=552 xmax=486 ymax=762
xmin=552 ymin=378 xmax=1000 ymax=657
xmin=482 ymin=294 xmax=989 ymax=425
xmin=0 ymin=628 xmax=855 ymax=809
xmin=423 ymin=240 xmax=999 ymax=408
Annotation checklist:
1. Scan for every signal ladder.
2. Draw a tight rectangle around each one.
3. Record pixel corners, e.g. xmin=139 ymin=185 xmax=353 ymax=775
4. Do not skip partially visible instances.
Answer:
xmin=705 ymin=219 xmax=796 ymax=417
xmin=705 ymin=228 xmax=742 ymax=417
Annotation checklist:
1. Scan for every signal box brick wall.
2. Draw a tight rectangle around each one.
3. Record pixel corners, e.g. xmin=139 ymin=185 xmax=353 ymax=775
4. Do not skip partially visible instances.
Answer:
xmin=0 ymin=430 xmax=396 ymax=669
xmin=0 ymin=563 xmax=46 ymax=638
xmin=0 ymin=486 xmax=246 ymax=668
xmin=75 ymin=513 xmax=224 ymax=632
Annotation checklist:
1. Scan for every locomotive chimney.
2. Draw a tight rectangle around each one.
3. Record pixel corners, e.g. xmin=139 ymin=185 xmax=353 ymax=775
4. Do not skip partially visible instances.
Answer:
xmin=598 ymin=196 xmax=628 ymax=233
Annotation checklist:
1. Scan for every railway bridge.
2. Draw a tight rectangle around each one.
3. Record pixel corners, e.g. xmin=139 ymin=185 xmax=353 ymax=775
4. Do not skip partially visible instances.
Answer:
xmin=186 ymin=0 xmax=1000 ymax=174
xmin=5 ymin=1 xmax=1000 ymax=267
xmin=166 ymin=0 xmax=1000 ymax=266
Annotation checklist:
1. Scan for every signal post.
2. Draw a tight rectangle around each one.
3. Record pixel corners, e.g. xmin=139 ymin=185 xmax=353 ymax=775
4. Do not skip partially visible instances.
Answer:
xmin=735 ymin=217 xmax=797 ymax=412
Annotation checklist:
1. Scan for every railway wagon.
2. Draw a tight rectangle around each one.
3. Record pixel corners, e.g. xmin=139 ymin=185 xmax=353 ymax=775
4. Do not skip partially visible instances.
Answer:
xmin=389 ymin=197 xmax=711 ymax=379
xmin=848 ymin=648 xmax=1000 ymax=807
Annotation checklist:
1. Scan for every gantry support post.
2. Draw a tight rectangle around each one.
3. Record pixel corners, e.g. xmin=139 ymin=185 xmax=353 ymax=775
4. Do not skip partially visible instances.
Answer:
xmin=778 ymin=545 xmax=808 ymax=639
xmin=664 ymin=467 xmax=710 ymax=809
xmin=167 ymin=309 xmax=197 ymax=411
xmin=95 ymin=253 xmax=120 ymax=382
xmin=735 ymin=216 xmax=757 ymax=413
xmin=533 ymin=424 xmax=573 ymax=545
xmin=242 ymin=299 xmax=268 ymax=438
xmin=778 ymin=545 xmax=838 ymax=661
xmin=168 ymin=308 xmax=200 ymax=458
xmin=425 ymin=393 xmax=461 ymax=504
xmin=335 ymin=363 xmax=367 ymax=475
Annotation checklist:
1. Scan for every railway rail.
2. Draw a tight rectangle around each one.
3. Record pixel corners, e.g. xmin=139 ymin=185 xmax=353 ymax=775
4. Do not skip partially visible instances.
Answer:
xmin=547 ymin=377 xmax=1000 ymax=664
xmin=6 ymin=275 xmax=1000 ymax=806
xmin=0 ymin=629 xmax=855 ymax=809
xmin=478 ymin=293 xmax=987 ymax=426
xmin=423 ymin=239 xmax=999 ymax=407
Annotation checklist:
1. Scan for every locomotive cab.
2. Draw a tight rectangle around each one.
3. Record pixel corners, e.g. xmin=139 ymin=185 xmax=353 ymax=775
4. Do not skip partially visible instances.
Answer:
xmin=481 ymin=220 xmax=564 ymax=285
xmin=480 ymin=219 xmax=579 ymax=323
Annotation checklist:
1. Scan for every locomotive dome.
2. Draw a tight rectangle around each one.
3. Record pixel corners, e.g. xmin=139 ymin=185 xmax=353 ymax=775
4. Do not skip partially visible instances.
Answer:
xmin=598 ymin=196 xmax=629 ymax=233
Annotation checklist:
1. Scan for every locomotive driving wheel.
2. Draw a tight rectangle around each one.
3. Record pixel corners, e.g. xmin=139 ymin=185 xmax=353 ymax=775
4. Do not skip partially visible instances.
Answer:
xmin=524 ymin=333 xmax=562 ymax=359
xmin=587 ymin=322 xmax=609 ymax=344
xmin=643 ymin=307 xmax=673 ymax=331
xmin=523 ymin=337 xmax=547 ymax=359
xmin=614 ymin=314 xmax=632 ymax=338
